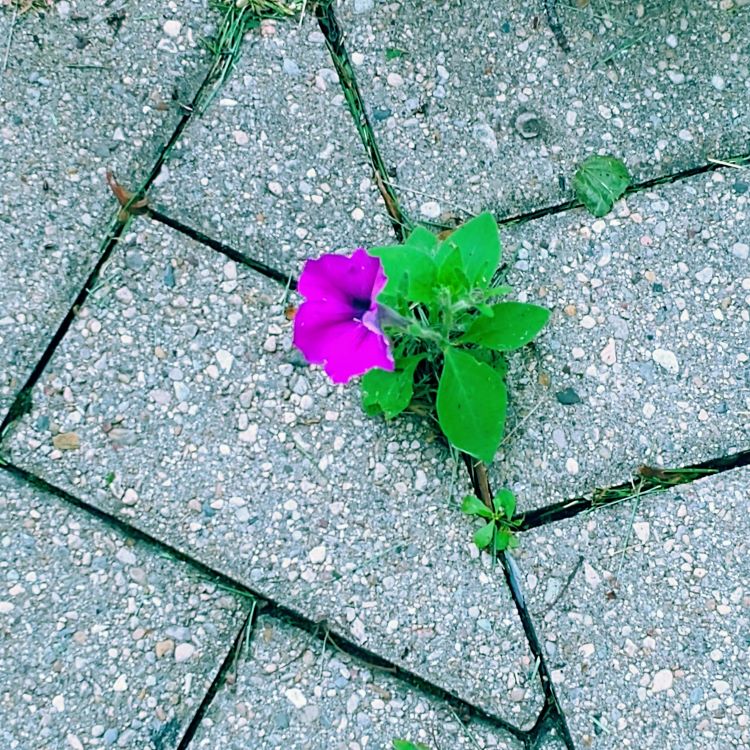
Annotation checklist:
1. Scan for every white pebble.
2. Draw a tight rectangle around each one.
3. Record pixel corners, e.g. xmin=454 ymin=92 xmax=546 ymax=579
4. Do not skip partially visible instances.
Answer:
xmin=633 ymin=521 xmax=650 ymax=543
xmin=286 ymin=688 xmax=307 ymax=708
xmin=216 ymin=349 xmax=234 ymax=372
xmin=113 ymin=675 xmax=127 ymax=692
xmin=163 ymin=20 xmax=182 ymax=37
xmin=580 ymin=315 xmax=596 ymax=329
xmin=678 ymin=128 xmax=693 ymax=142
xmin=309 ymin=545 xmax=327 ymax=564
xmin=351 ymin=207 xmax=365 ymax=221
xmin=652 ymin=348 xmax=679 ymax=374
xmin=651 ymin=668 xmax=673 ymax=692
xmin=420 ymin=200 xmax=441 ymax=219
xmin=565 ymin=458 xmax=579 ymax=475
xmin=600 ymin=338 xmax=616 ymax=365
xmin=387 ymin=72 xmax=403 ymax=87
xmin=711 ymin=75 xmax=726 ymax=91
xmin=666 ymin=34 xmax=678 ymax=48
xmin=52 ymin=694 xmax=65 ymax=712
xmin=731 ymin=242 xmax=748 ymax=260
xmin=121 ymin=489 xmax=138 ymax=506
xmin=175 ymin=643 xmax=196 ymax=663
xmin=233 ymin=130 xmax=249 ymax=146
xmin=268 ymin=181 xmax=283 ymax=197
xmin=695 ymin=266 xmax=714 ymax=284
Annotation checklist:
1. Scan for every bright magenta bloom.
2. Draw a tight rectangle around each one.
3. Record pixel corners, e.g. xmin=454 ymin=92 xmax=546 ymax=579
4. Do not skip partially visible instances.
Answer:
xmin=293 ymin=249 xmax=395 ymax=383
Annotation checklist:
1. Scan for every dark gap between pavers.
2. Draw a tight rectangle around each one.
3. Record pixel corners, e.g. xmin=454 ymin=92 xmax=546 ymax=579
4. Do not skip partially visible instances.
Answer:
xmin=487 ymin=170 xmax=750 ymax=512
xmin=149 ymin=16 xmax=390 ymax=278
xmin=0 ymin=467 xmax=249 ymax=750
xmin=508 ymin=465 xmax=750 ymax=749
xmin=0 ymin=0 xmax=220 ymax=424
xmin=336 ymin=0 xmax=750 ymax=223
xmin=3 ymin=219 xmax=546 ymax=726
xmin=187 ymin=614 xmax=526 ymax=749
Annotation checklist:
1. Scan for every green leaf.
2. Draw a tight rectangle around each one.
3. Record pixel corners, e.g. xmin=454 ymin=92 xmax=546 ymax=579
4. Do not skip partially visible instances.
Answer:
xmin=435 ymin=243 xmax=470 ymax=297
xmin=369 ymin=245 xmax=436 ymax=305
xmin=572 ymin=155 xmax=631 ymax=218
xmin=438 ymin=212 xmax=501 ymax=287
xmin=461 ymin=495 xmax=494 ymax=519
xmin=404 ymin=225 xmax=438 ymax=255
xmin=460 ymin=302 xmax=550 ymax=351
xmin=473 ymin=521 xmax=495 ymax=550
xmin=493 ymin=488 xmax=516 ymax=519
xmin=361 ymin=355 xmax=424 ymax=419
xmin=436 ymin=348 xmax=507 ymax=463
xmin=392 ymin=742 xmax=430 ymax=750
xmin=385 ymin=47 xmax=407 ymax=60
xmin=493 ymin=527 xmax=514 ymax=552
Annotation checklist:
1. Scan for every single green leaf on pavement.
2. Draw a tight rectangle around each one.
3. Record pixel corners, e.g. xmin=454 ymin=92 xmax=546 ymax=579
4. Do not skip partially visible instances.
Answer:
xmin=438 ymin=212 xmax=501 ymax=287
xmin=573 ymin=155 xmax=631 ymax=217
xmin=436 ymin=348 xmax=507 ymax=463
xmin=460 ymin=302 xmax=550 ymax=351
xmin=461 ymin=495 xmax=494 ymax=519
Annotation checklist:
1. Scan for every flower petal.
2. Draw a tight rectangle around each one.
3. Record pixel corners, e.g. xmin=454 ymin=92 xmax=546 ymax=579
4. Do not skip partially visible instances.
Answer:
xmin=293 ymin=302 xmax=394 ymax=383
xmin=322 ymin=321 xmax=395 ymax=383
xmin=298 ymin=248 xmax=383 ymax=305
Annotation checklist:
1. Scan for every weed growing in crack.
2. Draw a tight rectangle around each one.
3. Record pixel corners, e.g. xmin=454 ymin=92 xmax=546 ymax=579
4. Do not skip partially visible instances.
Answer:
xmin=292 ymin=213 xmax=550 ymax=464
xmin=461 ymin=488 xmax=523 ymax=553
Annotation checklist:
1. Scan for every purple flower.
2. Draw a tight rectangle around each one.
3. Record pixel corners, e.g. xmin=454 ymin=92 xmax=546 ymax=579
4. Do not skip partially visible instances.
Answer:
xmin=293 ymin=248 xmax=395 ymax=384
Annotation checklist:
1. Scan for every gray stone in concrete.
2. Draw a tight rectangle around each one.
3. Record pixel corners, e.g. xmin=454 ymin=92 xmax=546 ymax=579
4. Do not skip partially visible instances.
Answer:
xmin=191 ymin=614 xmax=523 ymax=749
xmin=3 ymin=221 xmax=544 ymax=725
xmin=0 ymin=469 xmax=246 ymax=750
xmin=0 ymin=0 xmax=215 ymax=422
xmin=337 ymin=0 xmax=750 ymax=222
xmin=490 ymin=171 xmax=750 ymax=510
xmin=511 ymin=465 xmax=750 ymax=749
xmin=151 ymin=19 xmax=389 ymax=275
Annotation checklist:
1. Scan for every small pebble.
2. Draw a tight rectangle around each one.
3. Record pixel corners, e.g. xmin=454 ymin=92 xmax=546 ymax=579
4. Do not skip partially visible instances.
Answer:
xmin=174 ymin=643 xmax=196 ymax=663
xmin=566 ymin=458 xmax=579 ymax=475
xmin=309 ymin=545 xmax=327 ymax=564
xmin=652 ymin=348 xmax=679 ymax=374
xmin=386 ymin=72 xmax=403 ymax=87
xmin=233 ymin=130 xmax=249 ymax=146
xmin=286 ymin=688 xmax=307 ymax=708
xmin=652 ymin=668 xmax=674 ymax=692
xmin=556 ymin=388 xmax=581 ymax=405
xmin=163 ymin=20 xmax=182 ymax=37
xmin=419 ymin=201 xmax=441 ymax=219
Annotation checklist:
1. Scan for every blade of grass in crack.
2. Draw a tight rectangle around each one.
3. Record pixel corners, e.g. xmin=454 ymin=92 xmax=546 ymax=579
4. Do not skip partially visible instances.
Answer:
xmin=316 ymin=0 xmax=410 ymax=238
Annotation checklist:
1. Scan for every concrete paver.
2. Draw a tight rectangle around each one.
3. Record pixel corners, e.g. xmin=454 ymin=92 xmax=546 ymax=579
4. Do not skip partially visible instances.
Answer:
xmin=191 ymin=614 xmax=523 ymax=749
xmin=0 ymin=469 xmax=246 ymax=750
xmin=3 ymin=220 xmax=545 ymax=726
xmin=152 ymin=18 xmax=389 ymax=276
xmin=512 ymin=465 xmax=750 ymax=749
xmin=0 ymin=0 xmax=214 ymax=422
xmin=490 ymin=171 xmax=750 ymax=510
xmin=338 ymin=0 xmax=750 ymax=222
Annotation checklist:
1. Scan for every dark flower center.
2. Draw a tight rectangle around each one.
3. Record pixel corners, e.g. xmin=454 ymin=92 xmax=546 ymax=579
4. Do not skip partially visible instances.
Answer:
xmin=351 ymin=296 xmax=371 ymax=320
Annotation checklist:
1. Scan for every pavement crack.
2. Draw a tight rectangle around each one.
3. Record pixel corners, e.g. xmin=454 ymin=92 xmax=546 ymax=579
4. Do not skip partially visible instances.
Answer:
xmin=315 ymin=0 xmax=410 ymax=240
xmin=0 ymin=52 xmax=234 ymax=443
xmin=0 ymin=461 xmax=531 ymax=745
xmin=145 ymin=206 xmax=297 ymax=289
xmin=175 ymin=605 xmax=259 ymax=750
xmin=464 ymin=461 xmax=576 ymax=750
xmin=520 ymin=447 xmax=750 ymax=531
xmin=491 ymin=152 xmax=750 ymax=230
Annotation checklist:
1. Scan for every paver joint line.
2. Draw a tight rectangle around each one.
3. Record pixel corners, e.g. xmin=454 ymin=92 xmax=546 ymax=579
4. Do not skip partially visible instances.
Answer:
xmin=521 ymin=447 xmax=750 ymax=531
xmin=316 ymin=0 xmax=409 ymax=239
xmin=0 ymin=460 xmax=532 ymax=743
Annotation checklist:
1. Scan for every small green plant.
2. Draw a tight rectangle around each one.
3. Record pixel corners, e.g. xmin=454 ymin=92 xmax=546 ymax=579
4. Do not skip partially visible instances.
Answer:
xmin=360 ymin=213 xmax=550 ymax=463
xmin=461 ymin=489 xmax=522 ymax=552
xmin=573 ymin=154 xmax=631 ymax=217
